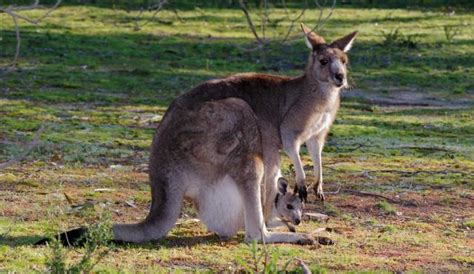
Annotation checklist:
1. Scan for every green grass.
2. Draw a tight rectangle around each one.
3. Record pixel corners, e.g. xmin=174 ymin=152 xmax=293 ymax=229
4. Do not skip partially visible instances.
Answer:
xmin=375 ymin=201 xmax=397 ymax=215
xmin=0 ymin=4 xmax=473 ymax=272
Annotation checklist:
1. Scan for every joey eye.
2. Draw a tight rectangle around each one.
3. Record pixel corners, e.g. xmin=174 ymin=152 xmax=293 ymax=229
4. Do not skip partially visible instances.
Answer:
xmin=287 ymin=204 xmax=294 ymax=210
xmin=320 ymin=59 xmax=328 ymax=66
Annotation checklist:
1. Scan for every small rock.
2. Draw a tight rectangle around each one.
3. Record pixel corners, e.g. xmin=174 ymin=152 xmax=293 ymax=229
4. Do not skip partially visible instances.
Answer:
xmin=125 ymin=200 xmax=137 ymax=208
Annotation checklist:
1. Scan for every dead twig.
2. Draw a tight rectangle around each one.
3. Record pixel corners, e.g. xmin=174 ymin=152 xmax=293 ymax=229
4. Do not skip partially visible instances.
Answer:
xmin=280 ymin=0 xmax=307 ymax=43
xmin=345 ymin=143 xmax=363 ymax=152
xmin=342 ymin=189 xmax=417 ymax=206
xmin=239 ymin=0 xmax=264 ymax=44
xmin=0 ymin=125 xmax=44 ymax=170
xmin=311 ymin=0 xmax=336 ymax=32
xmin=366 ymin=169 xmax=472 ymax=177
xmin=278 ymin=0 xmax=337 ymax=44
xmin=396 ymin=145 xmax=453 ymax=152
xmin=132 ymin=0 xmax=168 ymax=31
xmin=239 ymin=0 xmax=336 ymax=48
xmin=324 ymin=186 xmax=341 ymax=195
xmin=0 ymin=0 xmax=62 ymax=68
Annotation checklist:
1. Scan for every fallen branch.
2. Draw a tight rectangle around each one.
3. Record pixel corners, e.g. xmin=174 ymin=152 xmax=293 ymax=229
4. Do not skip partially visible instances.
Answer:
xmin=0 ymin=125 xmax=44 ymax=170
xmin=366 ymin=169 xmax=472 ymax=177
xmin=342 ymin=189 xmax=417 ymax=206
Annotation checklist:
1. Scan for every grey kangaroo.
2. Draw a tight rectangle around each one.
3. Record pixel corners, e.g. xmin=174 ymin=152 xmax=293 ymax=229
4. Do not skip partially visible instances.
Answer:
xmin=114 ymin=97 xmax=313 ymax=244
xmin=202 ymin=177 xmax=303 ymax=237
xmin=113 ymin=24 xmax=357 ymax=244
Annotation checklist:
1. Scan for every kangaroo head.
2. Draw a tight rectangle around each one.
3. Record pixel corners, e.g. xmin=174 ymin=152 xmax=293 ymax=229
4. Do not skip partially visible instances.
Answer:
xmin=301 ymin=23 xmax=357 ymax=89
xmin=275 ymin=177 xmax=303 ymax=226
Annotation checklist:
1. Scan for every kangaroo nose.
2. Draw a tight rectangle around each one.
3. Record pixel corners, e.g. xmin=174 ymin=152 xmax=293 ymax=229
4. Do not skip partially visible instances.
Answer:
xmin=334 ymin=73 xmax=344 ymax=83
xmin=294 ymin=218 xmax=301 ymax=225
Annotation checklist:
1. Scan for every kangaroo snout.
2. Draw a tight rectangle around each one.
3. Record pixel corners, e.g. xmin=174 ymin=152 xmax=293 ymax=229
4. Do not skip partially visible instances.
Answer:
xmin=333 ymin=72 xmax=345 ymax=87
xmin=334 ymin=72 xmax=344 ymax=82
xmin=294 ymin=218 xmax=301 ymax=225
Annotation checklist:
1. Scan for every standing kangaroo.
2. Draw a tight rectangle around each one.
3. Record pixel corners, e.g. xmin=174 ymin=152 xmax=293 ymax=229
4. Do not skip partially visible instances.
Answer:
xmin=112 ymin=24 xmax=357 ymax=244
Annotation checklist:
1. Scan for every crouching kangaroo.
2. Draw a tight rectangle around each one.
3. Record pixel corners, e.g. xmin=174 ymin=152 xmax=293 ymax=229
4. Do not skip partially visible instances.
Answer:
xmin=113 ymin=97 xmax=313 ymax=244
xmin=38 ymin=176 xmax=303 ymax=247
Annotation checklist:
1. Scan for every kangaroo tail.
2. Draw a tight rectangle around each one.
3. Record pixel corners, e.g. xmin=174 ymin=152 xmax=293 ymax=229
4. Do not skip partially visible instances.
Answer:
xmin=35 ymin=175 xmax=183 ymax=246
xmin=113 ymin=175 xmax=184 ymax=243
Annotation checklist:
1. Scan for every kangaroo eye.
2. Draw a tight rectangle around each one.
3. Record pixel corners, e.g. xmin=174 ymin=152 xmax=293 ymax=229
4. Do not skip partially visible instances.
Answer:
xmin=287 ymin=204 xmax=294 ymax=210
xmin=320 ymin=59 xmax=328 ymax=65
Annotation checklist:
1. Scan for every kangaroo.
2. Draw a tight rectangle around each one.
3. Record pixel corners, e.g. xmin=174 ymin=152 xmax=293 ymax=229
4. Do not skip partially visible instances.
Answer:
xmin=113 ymin=25 xmax=357 ymax=244
xmin=114 ymin=97 xmax=314 ymax=244
xmin=203 ymin=177 xmax=303 ymax=237
xmin=267 ymin=177 xmax=303 ymax=233
xmin=283 ymin=24 xmax=357 ymax=202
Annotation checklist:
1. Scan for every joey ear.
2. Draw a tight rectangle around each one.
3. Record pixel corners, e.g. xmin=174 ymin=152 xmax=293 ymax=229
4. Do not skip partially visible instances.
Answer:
xmin=277 ymin=178 xmax=288 ymax=195
xmin=330 ymin=31 xmax=358 ymax=52
xmin=300 ymin=23 xmax=326 ymax=50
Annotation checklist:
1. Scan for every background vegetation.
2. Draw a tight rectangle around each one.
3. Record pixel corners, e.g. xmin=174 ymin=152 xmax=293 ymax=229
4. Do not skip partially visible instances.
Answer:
xmin=0 ymin=0 xmax=473 ymax=272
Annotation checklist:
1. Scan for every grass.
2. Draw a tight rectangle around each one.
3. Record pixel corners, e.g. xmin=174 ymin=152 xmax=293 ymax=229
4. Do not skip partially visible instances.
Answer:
xmin=375 ymin=201 xmax=397 ymax=215
xmin=1 ymin=3 xmax=474 ymax=272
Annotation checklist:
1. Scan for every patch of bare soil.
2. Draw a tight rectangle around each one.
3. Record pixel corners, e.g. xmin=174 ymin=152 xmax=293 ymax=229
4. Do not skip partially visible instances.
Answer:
xmin=314 ymin=188 xmax=474 ymax=222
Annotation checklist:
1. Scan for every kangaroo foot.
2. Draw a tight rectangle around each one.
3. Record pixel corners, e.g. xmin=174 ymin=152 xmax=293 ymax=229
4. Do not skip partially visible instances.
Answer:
xmin=314 ymin=183 xmax=325 ymax=202
xmin=296 ymin=234 xmax=316 ymax=245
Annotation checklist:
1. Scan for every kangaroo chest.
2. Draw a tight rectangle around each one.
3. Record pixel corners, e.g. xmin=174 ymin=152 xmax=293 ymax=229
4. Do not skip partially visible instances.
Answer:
xmin=295 ymin=111 xmax=333 ymax=143
xmin=309 ymin=112 xmax=333 ymax=136
xmin=297 ymin=93 xmax=339 ymax=142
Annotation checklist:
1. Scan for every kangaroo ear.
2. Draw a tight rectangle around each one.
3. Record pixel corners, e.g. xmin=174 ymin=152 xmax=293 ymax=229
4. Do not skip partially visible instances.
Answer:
xmin=300 ymin=23 xmax=326 ymax=50
xmin=330 ymin=31 xmax=358 ymax=52
xmin=277 ymin=178 xmax=288 ymax=195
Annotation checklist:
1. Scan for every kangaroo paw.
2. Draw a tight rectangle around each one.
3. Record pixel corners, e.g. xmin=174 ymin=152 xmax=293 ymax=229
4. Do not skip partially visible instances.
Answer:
xmin=314 ymin=183 xmax=325 ymax=202
xmin=293 ymin=185 xmax=308 ymax=203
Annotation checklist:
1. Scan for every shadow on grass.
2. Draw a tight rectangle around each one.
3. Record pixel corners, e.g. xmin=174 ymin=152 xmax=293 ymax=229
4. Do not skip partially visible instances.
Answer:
xmin=1 ymin=8 xmax=472 ymax=107
xmin=0 ymin=235 xmax=45 ymax=247
xmin=155 ymin=233 xmax=240 ymax=248
xmin=24 ymin=232 xmax=239 ymax=249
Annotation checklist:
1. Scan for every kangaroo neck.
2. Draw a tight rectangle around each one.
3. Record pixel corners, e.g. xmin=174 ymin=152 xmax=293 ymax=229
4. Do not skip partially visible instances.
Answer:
xmin=283 ymin=75 xmax=341 ymax=112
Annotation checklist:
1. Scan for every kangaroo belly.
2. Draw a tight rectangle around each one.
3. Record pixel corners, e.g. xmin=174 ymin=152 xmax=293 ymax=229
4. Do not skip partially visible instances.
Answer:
xmin=197 ymin=175 xmax=244 ymax=237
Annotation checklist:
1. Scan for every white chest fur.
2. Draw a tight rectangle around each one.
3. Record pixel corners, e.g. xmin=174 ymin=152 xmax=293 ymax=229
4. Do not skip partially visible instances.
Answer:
xmin=309 ymin=112 xmax=333 ymax=138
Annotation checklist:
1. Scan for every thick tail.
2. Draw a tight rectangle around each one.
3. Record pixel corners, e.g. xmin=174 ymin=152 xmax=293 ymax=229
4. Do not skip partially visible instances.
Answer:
xmin=113 ymin=175 xmax=184 ymax=243
xmin=35 ymin=176 xmax=183 ymax=245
